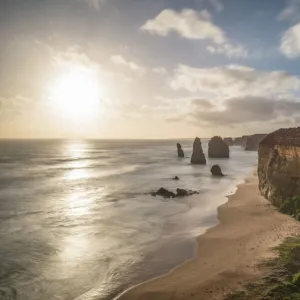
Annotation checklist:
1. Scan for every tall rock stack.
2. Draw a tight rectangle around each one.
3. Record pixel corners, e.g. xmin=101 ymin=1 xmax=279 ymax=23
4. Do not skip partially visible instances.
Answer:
xmin=244 ymin=134 xmax=267 ymax=151
xmin=258 ymin=127 xmax=300 ymax=206
xmin=177 ymin=143 xmax=184 ymax=157
xmin=208 ymin=136 xmax=229 ymax=158
xmin=191 ymin=137 xmax=206 ymax=164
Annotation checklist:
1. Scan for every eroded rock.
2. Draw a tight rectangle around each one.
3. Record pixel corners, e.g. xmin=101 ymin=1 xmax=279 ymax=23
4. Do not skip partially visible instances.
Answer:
xmin=177 ymin=143 xmax=184 ymax=157
xmin=191 ymin=137 xmax=206 ymax=165
xmin=210 ymin=165 xmax=224 ymax=176
xmin=208 ymin=136 xmax=229 ymax=158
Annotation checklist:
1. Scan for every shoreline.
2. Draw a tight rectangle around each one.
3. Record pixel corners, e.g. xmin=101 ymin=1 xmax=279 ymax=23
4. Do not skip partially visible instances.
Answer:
xmin=115 ymin=175 xmax=300 ymax=300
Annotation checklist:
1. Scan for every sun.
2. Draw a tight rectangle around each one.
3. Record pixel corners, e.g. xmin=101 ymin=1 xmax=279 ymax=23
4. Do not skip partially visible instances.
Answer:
xmin=50 ymin=66 xmax=103 ymax=121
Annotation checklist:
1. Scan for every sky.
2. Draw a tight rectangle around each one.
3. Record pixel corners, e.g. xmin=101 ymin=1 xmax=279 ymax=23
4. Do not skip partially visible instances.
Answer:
xmin=1 ymin=0 xmax=300 ymax=139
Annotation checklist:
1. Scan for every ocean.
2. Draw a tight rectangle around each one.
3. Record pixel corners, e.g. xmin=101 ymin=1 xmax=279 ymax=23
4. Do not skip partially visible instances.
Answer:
xmin=0 ymin=139 xmax=257 ymax=300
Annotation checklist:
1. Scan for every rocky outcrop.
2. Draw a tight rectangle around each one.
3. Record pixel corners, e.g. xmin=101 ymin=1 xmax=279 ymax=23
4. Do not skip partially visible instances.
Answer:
xmin=258 ymin=127 xmax=300 ymax=206
xmin=177 ymin=143 xmax=184 ymax=157
xmin=191 ymin=137 xmax=206 ymax=164
xmin=150 ymin=187 xmax=199 ymax=198
xmin=211 ymin=165 xmax=224 ymax=176
xmin=245 ymin=134 xmax=267 ymax=151
xmin=172 ymin=176 xmax=180 ymax=180
xmin=224 ymin=137 xmax=234 ymax=146
xmin=208 ymin=136 xmax=229 ymax=158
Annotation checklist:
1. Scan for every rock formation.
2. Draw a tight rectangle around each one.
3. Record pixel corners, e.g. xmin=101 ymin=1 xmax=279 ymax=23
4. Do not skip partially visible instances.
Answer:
xmin=150 ymin=187 xmax=199 ymax=198
xmin=208 ymin=136 xmax=229 ymax=158
xmin=150 ymin=188 xmax=176 ymax=198
xmin=233 ymin=137 xmax=244 ymax=146
xmin=177 ymin=143 xmax=184 ymax=157
xmin=191 ymin=137 xmax=206 ymax=164
xmin=224 ymin=137 xmax=234 ymax=146
xmin=211 ymin=165 xmax=224 ymax=176
xmin=244 ymin=134 xmax=267 ymax=151
xmin=258 ymin=127 xmax=300 ymax=206
xmin=172 ymin=176 xmax=180 ymax=180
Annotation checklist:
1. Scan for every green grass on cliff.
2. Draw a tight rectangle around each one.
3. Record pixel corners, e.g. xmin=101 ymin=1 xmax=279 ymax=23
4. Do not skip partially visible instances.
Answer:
xmin=280 ymin=196 xmax=300 ymax=221
xmin=224 ymin=237 xmax=300 ymax=300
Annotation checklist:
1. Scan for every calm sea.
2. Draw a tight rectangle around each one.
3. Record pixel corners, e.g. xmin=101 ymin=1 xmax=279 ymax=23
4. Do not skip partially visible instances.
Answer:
xmin=0 ymin=139 xmax=257 ymax=300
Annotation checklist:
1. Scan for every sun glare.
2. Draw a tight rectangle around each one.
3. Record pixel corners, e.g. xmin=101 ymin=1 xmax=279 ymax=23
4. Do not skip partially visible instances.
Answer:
xmin=50 ymin=66 xmax=103 ymax=121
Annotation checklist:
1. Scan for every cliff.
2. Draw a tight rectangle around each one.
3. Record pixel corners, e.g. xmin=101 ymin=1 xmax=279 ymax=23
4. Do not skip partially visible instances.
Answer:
xmin=208 ymin=136 xmax=229 ymax=158
xmin=224 ymin=137 xmax=234 ymax=146
xmin=244 ymin=134 xmax=267 ymax=151
xmin=258 ymin=127 xmax=300 ymax=206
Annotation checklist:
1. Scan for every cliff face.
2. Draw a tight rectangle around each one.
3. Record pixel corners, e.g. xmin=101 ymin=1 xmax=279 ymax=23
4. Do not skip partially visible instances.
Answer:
xmin=245 ymin=134 xmax=266 ymax=151
xmin=258 ymin=128 xmax=300 ymax=206
xmin=224 ymin=137 xmax=234 ymax=146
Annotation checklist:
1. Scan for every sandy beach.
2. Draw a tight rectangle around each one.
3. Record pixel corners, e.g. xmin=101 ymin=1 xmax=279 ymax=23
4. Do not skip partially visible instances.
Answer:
xmin=117 ymin=176 xmax=300 ymax=300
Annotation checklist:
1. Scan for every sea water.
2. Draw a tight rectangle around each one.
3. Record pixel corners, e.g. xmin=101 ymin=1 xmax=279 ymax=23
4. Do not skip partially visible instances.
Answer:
xmin=0 ymin=139 xmax=257 ymax=300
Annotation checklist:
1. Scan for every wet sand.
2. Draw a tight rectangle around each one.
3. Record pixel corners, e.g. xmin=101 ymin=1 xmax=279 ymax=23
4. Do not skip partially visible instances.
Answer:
xmin=116 ymin=176 xmax=300 ymax=300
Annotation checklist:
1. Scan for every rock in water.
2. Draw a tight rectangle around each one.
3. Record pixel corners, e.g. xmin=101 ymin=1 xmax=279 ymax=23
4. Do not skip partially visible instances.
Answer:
xmin=208 ymin=136 xmax=229 ymax=158
xmin=151 ymin=188 xmax=176 ymax=198
xmin=177 ymin=143 xmax=184 ymax=157
xmin=258 ymin=127 xmax=300 ymax=206
xmin=176 ymin=188 xmax=189 ymax=197
xmin=172 ymin=176 xmax=180 ymax=180
xmin=211 ymin=165 xmax=224 ymax=176
xmin=191 ymin=137 xmax=206 ymax=164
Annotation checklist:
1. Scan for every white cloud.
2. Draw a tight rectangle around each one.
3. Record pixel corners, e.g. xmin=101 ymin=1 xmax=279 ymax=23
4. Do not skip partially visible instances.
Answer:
xmin=110 ymin=55 xmax=144 ymax=73
xmin=207 ymin=43 xmax=248 ymax=59
xmin=153 ymin=67 xmax=167 ymax=74
xmin=79 ymin=0 xmax=105 ymax=10
xmin=141 ymin=9 xmax=226 ymax=43
xmin=278 ymin=0 xmax=300 ymax=22
xmin=141 ymin=9 xmax=247 ymax=58
xmin=170 ymin=64 xmax=300 ymax=98
xmin=280 ymin=23 xmax=300 ymax=58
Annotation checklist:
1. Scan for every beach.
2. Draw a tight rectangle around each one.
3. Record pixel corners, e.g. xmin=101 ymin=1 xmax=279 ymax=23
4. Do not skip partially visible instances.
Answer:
xmin=117 ymin=175 xmax=300 ymax=300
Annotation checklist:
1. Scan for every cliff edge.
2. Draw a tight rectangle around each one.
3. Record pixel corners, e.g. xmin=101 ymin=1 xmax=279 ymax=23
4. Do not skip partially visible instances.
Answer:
xmin=258 ymin=127 xmax=300 ymax=206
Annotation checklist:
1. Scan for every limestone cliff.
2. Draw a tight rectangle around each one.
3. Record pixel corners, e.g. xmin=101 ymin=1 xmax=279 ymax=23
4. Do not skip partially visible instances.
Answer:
xmin=224 ymin=137 xmax=234 ymax=146
xmin=245 ymin=134 xmax=267 ymax=151
xmin=258 ymin=127 xmax=300 ymax=206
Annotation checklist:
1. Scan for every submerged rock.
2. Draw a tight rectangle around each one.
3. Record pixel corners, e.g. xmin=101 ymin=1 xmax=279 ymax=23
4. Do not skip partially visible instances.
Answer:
xmin=191 ymin=137 xmax=206 ymax=164
xmin=151 ymin=188 xmax=176 ymax=198
xmin=172 ymin=176 xmax=180 ymax=180
xmin=150 ymin=187 xmax=199 ymax=198
xmin=211 ymin=165 xmax=224 ymax=176
xmin=176 ymin=188 xmax=189 ymax=197
xmin=177 ymin=143 xmax=184 ymax=157
xmin=208 ymin=136 xmax=229 ymax=158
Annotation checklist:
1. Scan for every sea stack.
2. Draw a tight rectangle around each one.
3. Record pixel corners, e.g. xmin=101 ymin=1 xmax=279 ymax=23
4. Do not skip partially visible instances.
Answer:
xmin=208 ymin=136 xmax=229 ymax=158
xmin=177 ymin=143 xmax=184 ymax=157
xmin=258 ymin=127 xmax=300 ymax=206
xmin=191 ymin=137 xmax=206 ymax=164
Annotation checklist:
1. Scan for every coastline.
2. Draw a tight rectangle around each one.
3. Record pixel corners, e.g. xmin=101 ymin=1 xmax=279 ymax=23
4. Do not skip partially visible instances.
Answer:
xmin=116 ymin=175 xmax=300 ymax=300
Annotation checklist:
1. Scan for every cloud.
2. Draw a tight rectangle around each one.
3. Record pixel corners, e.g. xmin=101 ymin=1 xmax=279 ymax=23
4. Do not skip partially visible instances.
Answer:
xmin=278 ymin=0 xmax=300 ymax=22
xmin=78 ymin=0 xmax=105 ymax=10
xmin=207 ymin=44 xmax=248 ymax=59
xmin=110 ymin=55 xmax=144 ymax=73
xmin=280 ymin=23 xmax=300 ymax=58
xmin=189 ymin=97 xmax=300 ymax=125
xmin=153 ymin=67 xmax=167 ymax=74
xmin=170 ymin=64 xmax=300 ymax=98
xmin=141 ymin=9 xmax=247 ymax=58
xmin=197 ymin=0 xmax=224 ymax=12
xmin=141 ymin=9 xmax=226 ymax=43
xmin=0 ymin=95 xmax=33 ymax=119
